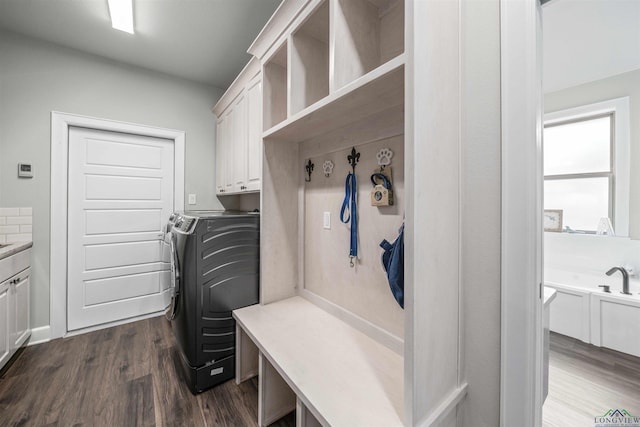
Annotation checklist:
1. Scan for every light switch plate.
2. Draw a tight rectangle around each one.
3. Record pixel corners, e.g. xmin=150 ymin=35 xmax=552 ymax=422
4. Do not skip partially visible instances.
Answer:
xmin=188 ymin=194 xmax=197 ymax=205
xmin=323 ymin=212 xmax=331 ymax=229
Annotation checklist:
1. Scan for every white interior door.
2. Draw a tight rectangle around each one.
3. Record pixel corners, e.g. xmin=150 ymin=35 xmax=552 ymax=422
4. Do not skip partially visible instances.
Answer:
xmin=67 ymin=126 xmax=174 ymax=331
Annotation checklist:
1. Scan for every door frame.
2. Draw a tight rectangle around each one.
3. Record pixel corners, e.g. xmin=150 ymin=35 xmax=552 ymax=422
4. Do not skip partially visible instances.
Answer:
xmin=50 ymin=111 xmax=185 ymax=340
xmin=500 ymin=0 xmax=544 ymax=426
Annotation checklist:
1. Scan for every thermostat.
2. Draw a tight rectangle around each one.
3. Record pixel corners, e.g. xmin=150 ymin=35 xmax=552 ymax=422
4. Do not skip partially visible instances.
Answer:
xmin=18 ymin=163 xmax=33 ymax=178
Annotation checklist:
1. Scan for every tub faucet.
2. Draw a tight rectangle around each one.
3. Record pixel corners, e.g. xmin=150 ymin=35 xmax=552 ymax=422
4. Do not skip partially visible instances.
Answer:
xmin=606 ymin=267 xmax=632 ymax=295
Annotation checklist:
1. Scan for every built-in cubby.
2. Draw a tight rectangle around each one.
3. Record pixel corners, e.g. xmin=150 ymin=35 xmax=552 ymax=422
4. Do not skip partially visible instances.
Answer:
xmin=332 ymin=0 xmax=404 ymax=91
xmin=290 ymin=1 xmax=329 ymax=115
xmin=261 ymin=0 xmax=405 ymax=141
xmin=263 ymin=42 xmax=288 ymax=130
xmin=242 ymin=0 xmax=479 ymax=424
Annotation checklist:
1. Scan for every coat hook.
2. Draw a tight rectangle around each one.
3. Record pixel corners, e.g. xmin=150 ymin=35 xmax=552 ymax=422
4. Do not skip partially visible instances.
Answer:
xmin=347 ymin=147 xmax=360 ymax=174
xmin=376 ymin=148 xmax=393 ymax=170
xmin=323 ymin=160 xmax=334 ymax=177
xmin=305 ymin=159 xmax=314 ymax=182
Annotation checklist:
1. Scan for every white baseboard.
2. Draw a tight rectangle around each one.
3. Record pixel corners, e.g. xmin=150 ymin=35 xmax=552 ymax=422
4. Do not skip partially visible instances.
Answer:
xmin=63 ymin=311 xmax=164 ymax=338
xmin=27 ymin=311 xmax=166 ymax=345
xmin=300 ymin=289 xmax=404 ymax=355
xmin=28 ymin=325 xmax=51 ymax=346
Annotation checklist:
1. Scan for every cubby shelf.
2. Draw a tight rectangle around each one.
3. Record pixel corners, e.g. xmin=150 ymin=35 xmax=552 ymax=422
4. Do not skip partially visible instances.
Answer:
xmin=263 ymin=53 xmax=405 ymax=143
xmin=332 ymin=0 xmax=404 ymax=92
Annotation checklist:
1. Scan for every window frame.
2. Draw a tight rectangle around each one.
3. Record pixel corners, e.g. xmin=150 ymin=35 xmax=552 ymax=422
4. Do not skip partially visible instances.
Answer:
xmin=543 ymin=97 xmax=630 ymax=236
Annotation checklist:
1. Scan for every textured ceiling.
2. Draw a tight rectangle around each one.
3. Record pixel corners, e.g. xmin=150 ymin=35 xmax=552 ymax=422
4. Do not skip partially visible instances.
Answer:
xmin=0 ymin=0 xmax=281 ymax=89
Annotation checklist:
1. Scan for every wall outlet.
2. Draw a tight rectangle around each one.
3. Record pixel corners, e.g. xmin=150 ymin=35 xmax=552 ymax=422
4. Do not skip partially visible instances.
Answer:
xmin=188 ymin=194 xmax=197 ymax=205
xmin=323 ymin=212 xmax=331 ymax=229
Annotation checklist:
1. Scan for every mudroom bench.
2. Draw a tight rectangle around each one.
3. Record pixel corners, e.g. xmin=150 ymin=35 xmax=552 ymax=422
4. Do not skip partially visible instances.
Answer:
xmin=233 ymin=296 xmax=404 ymax=427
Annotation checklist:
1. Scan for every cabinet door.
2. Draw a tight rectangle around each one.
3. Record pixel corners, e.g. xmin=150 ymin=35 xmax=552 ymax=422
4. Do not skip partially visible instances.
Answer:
xmin=0 ymin=282 xmax=10 ymax=368
xmin=13 ymin=273 xmax=30 ymax=349
xmin=232 ymin=93 xmax=248 ymax=193
xmin=224 ymin=107 xmax=236 ymax=194
xmin=245 ymin=76 xmax=262 ymax=192
xmin=215 ymin=116 xmax=227 ymax=194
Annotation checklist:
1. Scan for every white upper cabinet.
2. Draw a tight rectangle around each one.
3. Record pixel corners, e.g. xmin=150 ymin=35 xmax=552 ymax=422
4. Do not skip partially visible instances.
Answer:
xmin=213 ymin=58 xmax=262 ymax=195
xmin=232 ymin=92 xmax=248 ymax=193
xmin=215 ymin=114 xmax=227 ymax=194
xmin=245 ymin=75 xmax=263 ymax=192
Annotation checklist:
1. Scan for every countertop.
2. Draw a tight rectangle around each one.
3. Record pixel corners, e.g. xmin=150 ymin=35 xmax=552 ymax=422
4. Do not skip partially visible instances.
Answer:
xmin=0 ymin=241 xmax=33 ymax=261
xmin=543 ymin=286 xmax=557 ymax=307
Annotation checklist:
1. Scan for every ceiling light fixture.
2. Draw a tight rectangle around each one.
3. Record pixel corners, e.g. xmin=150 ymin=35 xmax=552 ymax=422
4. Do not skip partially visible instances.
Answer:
xmin=108 ymin=0 xmax=134 ymax=34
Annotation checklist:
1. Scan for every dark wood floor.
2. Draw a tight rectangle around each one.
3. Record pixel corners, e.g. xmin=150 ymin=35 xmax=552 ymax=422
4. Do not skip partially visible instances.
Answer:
xmin=0 ymin=316 xmax=295 ymax=427
xmin=543 ymin=332 xmax=640 ymax=426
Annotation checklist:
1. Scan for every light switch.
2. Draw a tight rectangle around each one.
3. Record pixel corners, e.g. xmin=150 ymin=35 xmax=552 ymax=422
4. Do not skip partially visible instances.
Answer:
xmin=323 ymin=212 xmax=331 ymax=229
xmin=188 ymin=194 xmax=197 ymax=205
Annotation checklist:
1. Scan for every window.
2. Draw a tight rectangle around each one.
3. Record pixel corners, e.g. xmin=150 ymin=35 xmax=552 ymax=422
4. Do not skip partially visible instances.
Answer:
xmin=543 ymin=98 xmax=630 ymax=235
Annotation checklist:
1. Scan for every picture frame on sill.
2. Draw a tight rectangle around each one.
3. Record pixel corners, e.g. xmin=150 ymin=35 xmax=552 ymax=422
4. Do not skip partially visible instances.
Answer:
xmin=544 ymin=209 xmax=563 ymax=232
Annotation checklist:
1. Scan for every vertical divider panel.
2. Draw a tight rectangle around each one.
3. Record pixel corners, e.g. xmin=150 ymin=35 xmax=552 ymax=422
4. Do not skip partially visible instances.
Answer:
xmin=287 ymin=34 xmax=294 ymax=119
xmin=235 ymin=324 xmax=259 ymax=384
xmin=261 ymin=139 xmax=300 ymax=304
xmin=296 ymin=398 xmax=324 ymax=427
xmin=258 ymin=353 xmax=296 ymax=426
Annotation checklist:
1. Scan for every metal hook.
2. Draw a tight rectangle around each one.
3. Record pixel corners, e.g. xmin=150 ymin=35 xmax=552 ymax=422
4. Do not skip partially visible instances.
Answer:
xmin=305 ymin=159 xmax=314 ymax=182
xmin=347 ymin=147 xmax=360 ymax=174
xmin=349 ymin=256 xmax=355 ymax=268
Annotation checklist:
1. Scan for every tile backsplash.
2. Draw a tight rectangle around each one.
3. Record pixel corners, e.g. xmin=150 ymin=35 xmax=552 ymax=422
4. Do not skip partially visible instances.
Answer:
xmin=0 ymin=207 xmax=33 ymax=244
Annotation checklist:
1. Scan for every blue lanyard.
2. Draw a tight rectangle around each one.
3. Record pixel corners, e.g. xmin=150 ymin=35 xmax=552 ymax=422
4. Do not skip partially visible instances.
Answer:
xmin=340 ymin=172 xmax=358 ymax=266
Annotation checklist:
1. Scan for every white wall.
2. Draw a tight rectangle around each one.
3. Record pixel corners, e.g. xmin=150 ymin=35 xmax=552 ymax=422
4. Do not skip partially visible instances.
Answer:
xmin=301 ymin=136 xmax=405 ymax=339
xmin=545 ymin=69 xmax=640 ymax=239
xmin=545 ymin=233 xmax=640 ymax=294
xmin=0 ymin=30 xmax=225 ymax=332
xmin=543 ymin=0 xmax=640 ymax=93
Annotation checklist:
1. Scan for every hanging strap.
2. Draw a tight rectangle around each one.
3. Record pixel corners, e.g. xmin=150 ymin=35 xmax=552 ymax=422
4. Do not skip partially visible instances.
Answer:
xmin=370 ymin=173 xmax=391 ymax=189
xmin=340 ymin=172 xmax=358 ymax=266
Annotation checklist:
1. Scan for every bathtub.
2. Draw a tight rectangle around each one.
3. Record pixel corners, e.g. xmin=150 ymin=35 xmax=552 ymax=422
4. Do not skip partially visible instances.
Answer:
xmin=545 ymin=269 xmax=640 ymax=357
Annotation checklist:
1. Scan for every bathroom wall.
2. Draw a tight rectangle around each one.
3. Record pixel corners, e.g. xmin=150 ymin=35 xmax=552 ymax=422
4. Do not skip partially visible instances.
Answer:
xmin=545 ymin=68 xmax=640 ymax=239
xmin=0 ymin=30 xmax=224 ymax=333
xmin=544 ymin=69 xmax=640 ymax=293
xmin=301 ymin=136 xmax=405 ymax=339
xmin=545 ymin=233 xmax=640 ymax=292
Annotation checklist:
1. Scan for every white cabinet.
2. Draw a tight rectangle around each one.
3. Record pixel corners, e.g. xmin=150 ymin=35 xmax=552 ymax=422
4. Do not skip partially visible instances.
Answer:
xmin=213 ymin=58 xmax=262 ymax=195
xmin=245 ymin=75 xmax=262 ymax=192
xmin=231 ymin=91 xmax=248 ymax=193
xmin=216 ymin=112 xmax=236 ymax=194
xmin=0 ymin=247 xmax=31 ymax=371
xmin=12 ymin=271 xmax=30 ymax=349
xmin=591 ymin=293 xmax=640 ymax=357
xmin=215 ymin=114 xmax=228 ymax=194
xmin=0 ymin=282 xmax=10 ymax=368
